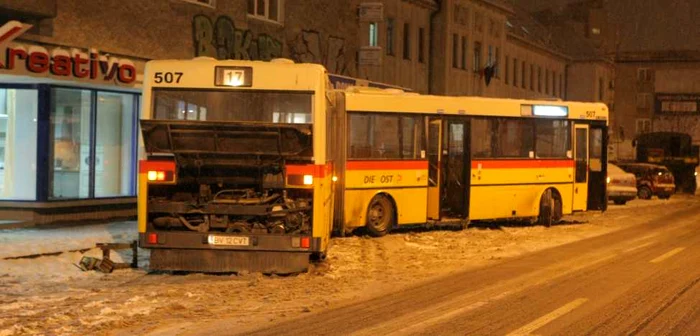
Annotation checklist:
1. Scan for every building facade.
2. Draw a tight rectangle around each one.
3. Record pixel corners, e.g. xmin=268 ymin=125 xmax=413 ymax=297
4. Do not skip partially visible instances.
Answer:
xmin=0 ymin=0 xmax=647 ymax=225
xmin=0 ymin=0 xmax=356 ymax=225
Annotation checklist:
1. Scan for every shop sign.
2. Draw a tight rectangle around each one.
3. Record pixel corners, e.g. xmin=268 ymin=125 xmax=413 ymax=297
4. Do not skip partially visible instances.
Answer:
xmin=655 ymin=93 xmax=700 ymax=115
xmin=0 ymin=20 xmax=138 ymax=86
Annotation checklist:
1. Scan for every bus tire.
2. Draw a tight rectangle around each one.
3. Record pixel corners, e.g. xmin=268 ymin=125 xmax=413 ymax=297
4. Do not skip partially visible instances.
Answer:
xmin=538 ymin=188 xmax=562 ymax=227
xmin=365 ymin=194 xmax=395 ymax=237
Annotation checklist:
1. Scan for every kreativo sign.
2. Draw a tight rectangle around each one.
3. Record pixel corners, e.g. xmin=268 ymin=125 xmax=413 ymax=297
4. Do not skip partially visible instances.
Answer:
xmin=0 ymin=20 xmax=138 ymax=86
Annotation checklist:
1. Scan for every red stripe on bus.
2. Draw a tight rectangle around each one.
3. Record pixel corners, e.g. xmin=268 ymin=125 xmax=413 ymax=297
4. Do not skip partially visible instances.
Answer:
xmin=139 ymin=160 xmax=176 ymax=173
xmin=286 ymin=164 xmax=330 ymax=178
xmin=347 ymin=160 xmax=428 ymax=170
xmin=472 ymin=159 xmax=574 ymax=169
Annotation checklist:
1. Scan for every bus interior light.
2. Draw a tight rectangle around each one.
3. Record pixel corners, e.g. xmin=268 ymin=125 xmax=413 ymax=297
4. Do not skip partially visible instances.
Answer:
xmin=332 ymin=176 xmax=338 ymax=182
xmin=532 ymin=105 xmax=568 ymax=117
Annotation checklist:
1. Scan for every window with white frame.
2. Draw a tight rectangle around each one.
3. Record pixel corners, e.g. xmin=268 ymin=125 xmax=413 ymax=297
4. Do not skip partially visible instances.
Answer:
xmin=369 ymin=22 xmax=378 ymax=47
xmin=636 ymin=118 xmax=651 ymax=135
xmin=181 ymin=0 xmax=216 ymax=8
xmin=247 ymin=0 xmax=282 ymax=23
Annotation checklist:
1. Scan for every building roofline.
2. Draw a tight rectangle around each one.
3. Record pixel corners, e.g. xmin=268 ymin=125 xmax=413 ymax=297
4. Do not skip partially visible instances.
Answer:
xmin=404 ymin=0 xmax=439 ymax=11
xmin=506 ymin=33 xmax=570 ymax=61
xmin=614 ymin=50 xmax=700 ymax=62
xmin=477 ymin=0 xmax=515 ymax=15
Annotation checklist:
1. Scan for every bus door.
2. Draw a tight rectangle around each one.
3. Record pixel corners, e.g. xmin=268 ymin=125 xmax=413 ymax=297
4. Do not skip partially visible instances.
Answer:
xmin=573 ymin=124 xmax=589 ymax=211
xmin=427 ymin=118 xmax=442 ymax=220
xmin=427 ymin=117 xmax=471 ymax=219
xmin=443 ymin=118 xmax=470 ymax=218
xmin=588 ymin=124 xmax=607 ymax=211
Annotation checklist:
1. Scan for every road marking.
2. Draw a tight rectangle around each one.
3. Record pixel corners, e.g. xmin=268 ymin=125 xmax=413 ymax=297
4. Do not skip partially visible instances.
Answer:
xmin=650 ymin=247 xmax=685 ymax=264
xmin=623 ymin=241 xmax=654 ymax=254
xmin=349 ymin=254 xmax=616 ymax=336
xmin=506 ymin=298 xmax=589 ymax=336
xmin=375 ymin=290 xmax=515 ymax=336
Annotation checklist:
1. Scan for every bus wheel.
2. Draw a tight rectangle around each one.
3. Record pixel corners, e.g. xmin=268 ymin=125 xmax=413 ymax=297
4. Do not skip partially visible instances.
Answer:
xmin=538 ymin=189 xmax=562 ymax=227
xmin=366 ymin=195 xmax=395 ymax=237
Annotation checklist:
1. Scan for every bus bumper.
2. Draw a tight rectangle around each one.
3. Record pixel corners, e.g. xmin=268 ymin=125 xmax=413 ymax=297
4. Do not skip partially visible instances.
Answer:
xmin=140 ymin=232 xmax=322 ymax=274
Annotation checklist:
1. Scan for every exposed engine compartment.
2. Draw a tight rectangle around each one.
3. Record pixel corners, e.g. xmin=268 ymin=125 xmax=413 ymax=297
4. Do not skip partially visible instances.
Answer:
xmin=149 ymin=187 xmax=312 ymax=234
xmin=140 ymin=120 xmax=315 ymax=236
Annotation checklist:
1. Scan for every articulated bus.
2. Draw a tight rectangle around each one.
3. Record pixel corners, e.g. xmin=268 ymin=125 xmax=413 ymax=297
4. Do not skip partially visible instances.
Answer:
xmin=138 ymin=58 xmax=608 ymax=273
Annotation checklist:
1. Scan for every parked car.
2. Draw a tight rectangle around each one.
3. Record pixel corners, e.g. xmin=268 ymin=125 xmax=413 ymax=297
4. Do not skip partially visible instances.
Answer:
xmin=616 ymin=163 xmax=676 ymax=200
xmin=606 ymin=163 xmax=637 ymax=205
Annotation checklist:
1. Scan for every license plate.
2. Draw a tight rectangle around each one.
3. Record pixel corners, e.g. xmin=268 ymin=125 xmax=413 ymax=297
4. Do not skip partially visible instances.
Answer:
xmin=207 ymin=235 xmax=249 ymax=246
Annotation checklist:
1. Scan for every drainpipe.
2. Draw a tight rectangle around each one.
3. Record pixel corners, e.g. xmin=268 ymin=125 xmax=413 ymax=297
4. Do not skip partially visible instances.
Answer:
xmin=564 ymin=63 xmax=569 ymax=100
xmin=428 ymin=1 xmax=441 ymax=95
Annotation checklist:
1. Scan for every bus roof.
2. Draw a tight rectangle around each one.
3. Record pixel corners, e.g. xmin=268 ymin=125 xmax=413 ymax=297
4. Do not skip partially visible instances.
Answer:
xmin=341 ymin=87 xmax=609 ymax=122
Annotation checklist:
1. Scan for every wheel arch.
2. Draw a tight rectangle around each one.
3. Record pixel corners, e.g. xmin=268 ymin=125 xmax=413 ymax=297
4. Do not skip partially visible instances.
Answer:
xmin=366 ymin=191 xmax=399 ymax=229
xmin=532 ymin=186 xmax=564 ymax=216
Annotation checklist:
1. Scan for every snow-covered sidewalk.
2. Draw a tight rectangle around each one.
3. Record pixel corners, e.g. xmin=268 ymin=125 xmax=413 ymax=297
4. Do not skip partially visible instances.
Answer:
xmin=0 ymin=221 xmax=137 ymax=259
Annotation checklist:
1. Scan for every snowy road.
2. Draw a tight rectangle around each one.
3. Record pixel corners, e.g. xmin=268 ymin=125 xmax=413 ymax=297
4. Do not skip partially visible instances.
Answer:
xmin=0 ymin=196 xmax=696 ymax=335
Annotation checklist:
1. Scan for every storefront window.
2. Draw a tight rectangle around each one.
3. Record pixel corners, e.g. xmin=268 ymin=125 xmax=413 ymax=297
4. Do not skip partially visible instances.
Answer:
xmin=50 ymin=88 xmax=92 ymax=199
xmin=95 ymin=92 xmax=135 ymax=197
xmin=0 ymin=88 xmax=38 ymax=200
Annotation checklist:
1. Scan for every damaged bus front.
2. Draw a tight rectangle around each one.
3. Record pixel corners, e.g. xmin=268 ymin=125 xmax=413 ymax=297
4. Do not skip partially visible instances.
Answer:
xmin=138 ymin=59 xmax=334 ymax=273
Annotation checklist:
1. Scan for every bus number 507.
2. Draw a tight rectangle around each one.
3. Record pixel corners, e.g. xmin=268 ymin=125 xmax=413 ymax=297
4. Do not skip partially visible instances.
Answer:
xmin=154 ymin=72 xmax=183 ymax=84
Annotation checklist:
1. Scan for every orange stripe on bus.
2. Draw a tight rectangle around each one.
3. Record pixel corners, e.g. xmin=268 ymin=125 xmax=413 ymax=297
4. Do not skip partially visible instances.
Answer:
xmin=347 ymin=160 xmax=428 ymax=170
xmin=139 ymin=160 xmax=176 ymax=173
xmin=472 ymin=159 xmax=574 ymax=169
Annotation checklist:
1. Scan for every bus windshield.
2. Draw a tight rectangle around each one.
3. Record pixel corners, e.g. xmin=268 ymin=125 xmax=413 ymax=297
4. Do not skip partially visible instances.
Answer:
xmin=152 ymin=89 xmax=313 ymax=124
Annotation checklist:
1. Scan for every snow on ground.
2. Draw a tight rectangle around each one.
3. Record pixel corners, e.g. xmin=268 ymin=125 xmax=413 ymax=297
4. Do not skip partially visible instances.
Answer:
xmin=0 ymin=196 xmax=694 ymax=336
xmin=0 ymin=222 xmax=136 ymax=259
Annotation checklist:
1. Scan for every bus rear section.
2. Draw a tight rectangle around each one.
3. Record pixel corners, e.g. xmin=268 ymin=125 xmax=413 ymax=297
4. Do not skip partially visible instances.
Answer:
xmin=138 ymin=59 xmax=332 ymax=274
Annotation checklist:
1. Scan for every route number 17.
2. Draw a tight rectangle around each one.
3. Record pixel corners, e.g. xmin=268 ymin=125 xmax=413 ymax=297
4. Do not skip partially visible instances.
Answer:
xmin=223 ymin=69 xmax=245 ymax=86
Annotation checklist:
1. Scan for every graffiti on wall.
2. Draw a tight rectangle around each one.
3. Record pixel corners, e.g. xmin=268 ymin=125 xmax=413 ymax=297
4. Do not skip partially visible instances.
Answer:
xmin=192 ymin=16 xmax=350 ymax=75
xmin=192 ymin=15 xmax=283 ymax=61
xmin=288 ymin=30 xmax=349 ymax=75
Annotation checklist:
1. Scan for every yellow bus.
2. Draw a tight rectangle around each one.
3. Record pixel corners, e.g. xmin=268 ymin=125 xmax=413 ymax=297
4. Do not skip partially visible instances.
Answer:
xmin=138 ymin=58 xmax=608 ymax=273
xmin=332 ymin=87 xmax=609 ymax=237
xmin=138 ymin=58 xmax=335 ymax=273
